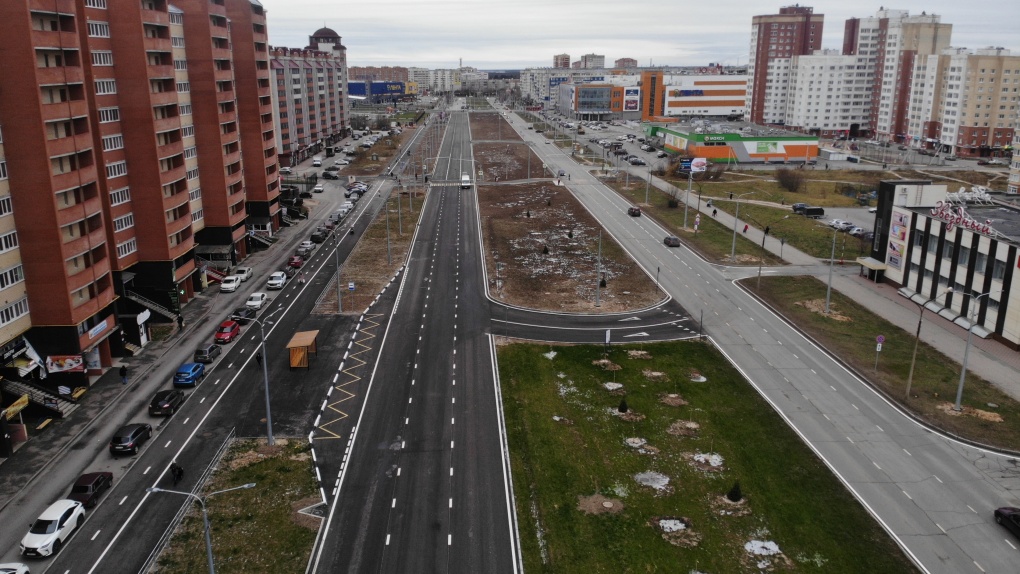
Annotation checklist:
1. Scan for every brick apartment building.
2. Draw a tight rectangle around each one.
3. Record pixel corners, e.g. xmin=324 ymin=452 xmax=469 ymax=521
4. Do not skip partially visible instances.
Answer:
xmin=0 ymin=0 xmax=278 ymax=396
xmin=746 ymin=5 xmax=824 ymax=125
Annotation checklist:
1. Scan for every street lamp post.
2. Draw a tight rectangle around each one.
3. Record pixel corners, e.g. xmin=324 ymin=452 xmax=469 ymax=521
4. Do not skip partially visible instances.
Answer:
xmin=905 ymin=288 xmax=952 ymax=400
xmin=953 ymin=290 xmax=1002 ymax=411
xmin=824 ymin=226 xmax=837 ymax=314
xmin=682 ymin=169 xmax=694 ymax=230
xmin=250 ymin=307 xmax=283 ymax=445
xmin=595 ymin=229 xmax=602 ymax=308
xmin=756 ymin=215 xmax=789 ymax=289
xmin=729 ymin=192 xmax=757 ymax=262
xmin=146 ymin=482 xmax=256 ymax=574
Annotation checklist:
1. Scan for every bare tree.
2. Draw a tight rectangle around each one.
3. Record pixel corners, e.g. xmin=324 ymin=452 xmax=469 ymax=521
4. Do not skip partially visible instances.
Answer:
xmin=775 ymin=168 xmax=805 ymax=193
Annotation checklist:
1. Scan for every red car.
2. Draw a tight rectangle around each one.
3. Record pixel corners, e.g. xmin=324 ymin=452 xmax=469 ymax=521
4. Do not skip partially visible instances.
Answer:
xmin=214 ymin=320 xmax=241 ymax=343
xmin=287 ymin=256 xmax=304 ymax=268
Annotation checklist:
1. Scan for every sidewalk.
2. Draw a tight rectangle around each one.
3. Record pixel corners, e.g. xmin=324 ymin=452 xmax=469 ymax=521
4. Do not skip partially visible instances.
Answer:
xmin=624 ymin=165 xmax=1020 ymax=403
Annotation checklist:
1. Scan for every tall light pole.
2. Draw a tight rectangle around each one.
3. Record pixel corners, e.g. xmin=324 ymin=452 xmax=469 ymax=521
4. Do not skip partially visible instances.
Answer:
xmin=146 ymin=482 xmax=256 ymax=574
xmin=595 ymin=229 xmax=602 ymax=308
xmin=729 ymin=191 xmax=757 ymax=262
xmin=682 ymin=169 xmax=695 ymax=229
xmin=905 ymin=288 xmax=952 ymax=400
xmin=755 ymin=215 xmax=789 ymax=289
xmin=823 ymin=225 xmax=837 ymax=314
xmin=953 ymin=290 xmax=1002 ymax=411
xmin=250 ymin=306 xmax=283 ymax=445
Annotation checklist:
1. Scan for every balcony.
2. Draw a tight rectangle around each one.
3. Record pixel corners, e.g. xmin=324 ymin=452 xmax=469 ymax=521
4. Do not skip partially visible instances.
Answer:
xmin=173 ymin=258 xmax=196 ymax=283
xmin=153 ymin=115 xmax=181 ymax=134
xmin=166 ymin=213 xmax=192 ymax=236
xmin=66 ymin=256 xmax=111 ymax=294
xmin=36 ymin=66 xmax=84 ymax=87
xmin=52 ymin=166 xmax=97 ymax=194
xmin=141 ymin=9 xmax=170 ymax=26
xmin=31 ymin=30 xmax=80 ymax=52
xmin=142 ymin=36 xmax=171 ymax=53
xmin=40 ymin=99 xmax=88 ymax=122
xmin=169 ymin=236 xmax=194 ymax=261
xmin=47 ymin=132 xmax=94 ymax=158
xmin=61 ymin=226 xmax=107 ymax=262
xmin=55 ymin=195 xmax=102 ymax=228
xmin=148 ymin=64 xmax=175 ymax=79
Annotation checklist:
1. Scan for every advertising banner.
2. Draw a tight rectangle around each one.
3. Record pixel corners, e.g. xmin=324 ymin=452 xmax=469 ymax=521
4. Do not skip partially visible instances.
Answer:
xmin=46 ymin=355 xmax=85 ymax=373
xmin=756 ymin=142 xmax=779 ymax=153
xmin=691 ymin=158 xmax=708 ymax=173
xmin=887 ymin=242 xmax=904 ymax=270
xmin=624 ymin=100 xmax=639 ymax=111
xmin=664 ymin=133 xmax=688 ymax=151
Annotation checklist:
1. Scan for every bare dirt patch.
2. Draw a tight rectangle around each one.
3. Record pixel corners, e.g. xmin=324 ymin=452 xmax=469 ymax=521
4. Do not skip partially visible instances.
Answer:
xmin=659 ymin=393 xmax=689 ymax=407
xmin=936 ymin=402 xmax=1004 ymax=422
xmin=627 ymin=350 xmax=653 ymax=359
xmin=577 ymin=494 xmax=625 ymax=515
xmin=593 ymin=358 xmax=622 ymax=371
xmin=711 ymin=495 xmax=752 ymax=517
xmin=643 ymin=369 xmax=668 ymax=382
xmin=478 ymin=183 xmax=662 ymax=313
xmin=667 ymin=420 xmax=701 ymax=437
xmin=650 ymin=516 xmax=702 ymax=548
xmin=795 ymin=298 xmax=852 ymax=322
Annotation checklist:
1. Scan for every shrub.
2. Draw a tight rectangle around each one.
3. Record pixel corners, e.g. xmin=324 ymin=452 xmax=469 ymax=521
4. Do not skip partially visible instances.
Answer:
xmin=727 ymin=481 xmax=743 ymax=502
xmin=775 ymin=168 xmax=805 ymax=193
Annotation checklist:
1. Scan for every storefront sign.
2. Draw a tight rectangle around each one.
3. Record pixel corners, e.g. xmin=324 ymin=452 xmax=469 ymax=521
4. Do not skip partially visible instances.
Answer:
xmin=3 ymin=394 xmax=29 ymax=419
xmin=887 ymin=242 xmax=904 ymax=270
xmin=88 ymin=320 xmax=108 ymax=340
xmin=930 ymin=201 xmax=992 ymax=235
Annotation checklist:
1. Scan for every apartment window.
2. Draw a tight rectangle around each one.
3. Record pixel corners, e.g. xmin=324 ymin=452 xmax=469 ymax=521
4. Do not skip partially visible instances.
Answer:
xmin=84 ymin=0 xmax=107 ymax=7
xmin=191 ymin=208 xmax=204 ymax=222
xmin=171 ymin=36 xmax=185 ymax=48
xmin=113 ymin=213 xmax=134 ymax=231
xmin=106 ymin=161 xmax=127 ymax=179
xmin=101 ymin=134 xmax=123 ymax=151
xmin=927 ymin=234 xmax=938 ymax=252
xmin=189 ymin=187 xmax=202 ymax=201
xmin=116 ymin=238 xmax=137 ymax=258
xmin=183 ymin=146 xmax=197 ymax=160
xmin=0 ymin=196 xmax=11 ymax=217
xmin=179 ymin=104 xmax=192 ymax=115
xmin=957 ymin=245 xmax=970 ymax=266
xmin=181 ymin=125 xmax=195 ymax=137
xmin=95 ymin=79 xmax=117 ymax=95
xmin=98 ymin=107 xmax=120 ymax=123
xmin=176 ymin=82 xmax=190 ymax=93
xmin=975 ymin=252 xmax=988 ymax=272
xmin=0 ymin=231 xmax=19 ymax=254
xmin=87 ymin=21 xmax=110 ymax=38
xmin=169 ymin=12 xmax=183 ymax=25
xmin=0 ymin=265 xmax=24 ymax=289
xmin=109 ymin=186 xmax=130 ymax=205
xmin=0 ymin=161 xmax=6 ymax=180
xmin=0 ymin=298 xmax=29 ymax=327
xmin=92 ymin=51 xmax=113 ymax=66
xmin=186 ymin=167 xmax=199 ymax=180
xmin=174 ymin=59 xmax=188 ymax=71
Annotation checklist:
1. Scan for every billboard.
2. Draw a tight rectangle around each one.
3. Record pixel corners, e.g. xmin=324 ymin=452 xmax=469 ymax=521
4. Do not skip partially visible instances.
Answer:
xmin=663 ymin=133 xmax=688 ymax=151
xmin=370 ymin=81 xmax=405 ymax=96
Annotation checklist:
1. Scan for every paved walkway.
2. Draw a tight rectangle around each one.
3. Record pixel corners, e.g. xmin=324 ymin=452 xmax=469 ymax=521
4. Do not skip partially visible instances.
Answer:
xmin=628 ymin=165 xmax=1020 ymax=403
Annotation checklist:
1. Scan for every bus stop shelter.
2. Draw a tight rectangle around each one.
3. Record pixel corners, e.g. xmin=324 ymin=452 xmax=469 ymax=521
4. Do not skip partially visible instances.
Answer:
xmin=286 ymin=330 xmax=319 ymax=369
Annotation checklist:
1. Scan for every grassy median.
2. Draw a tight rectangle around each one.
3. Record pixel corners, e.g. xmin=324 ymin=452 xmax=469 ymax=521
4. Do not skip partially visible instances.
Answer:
xmin=501 ymin=341 xmax=917 ymax=573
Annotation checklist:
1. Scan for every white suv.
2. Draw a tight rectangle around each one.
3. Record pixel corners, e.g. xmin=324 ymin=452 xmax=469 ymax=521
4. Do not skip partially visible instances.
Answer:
xmin=21 ymin=499 xmax=85 ymax=557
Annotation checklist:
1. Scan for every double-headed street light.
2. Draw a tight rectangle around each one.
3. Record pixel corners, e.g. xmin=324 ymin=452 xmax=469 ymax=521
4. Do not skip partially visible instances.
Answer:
xmin=147 ymin=482 xmax=256 ymax=574
xmin=249 ymin=306 xmax=283 ymax=445
xmin=729 ymin=191 xmax=757 ymax=262
xmin=905 ymin=288 xmax=952 ymax=400
xmin=953 ymin=289 xmax=1003 ymax=411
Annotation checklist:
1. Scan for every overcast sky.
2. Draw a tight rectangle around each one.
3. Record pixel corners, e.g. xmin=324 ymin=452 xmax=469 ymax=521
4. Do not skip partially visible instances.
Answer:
xmin=260 ymin=1 xmax=1019 ymax=70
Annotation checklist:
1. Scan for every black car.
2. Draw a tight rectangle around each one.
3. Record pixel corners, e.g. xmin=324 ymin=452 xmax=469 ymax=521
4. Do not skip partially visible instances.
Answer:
xmin=664 ymin=236 xmax=681 ymax=247
xmin=995 ymin=507 xmax=1020 ymax=539
xmin=230 ymin=306 xmax=257 ymax=325
xmin=149 ymin=389 xmax=185 ymax=416
xmin=322 ymin=171 xmax=340 ymax=180
xmin=281 ymin=266 xmax=298 ymax=278
xmin=67 ymin=472 xmax=114 ymax=508
xmin=791 ymin=203 xmax=808 ymax=214
xmin=193 ymin=343 xmax=221 ymax=363
xmin=109 ymin=423 xmax=153 ymax=455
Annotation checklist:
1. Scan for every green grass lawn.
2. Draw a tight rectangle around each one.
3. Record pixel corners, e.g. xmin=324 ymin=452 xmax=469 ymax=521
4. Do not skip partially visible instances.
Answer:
xmin=156 ymin=439 xmax=319 ymax=573
xmin=501 ymin=341 xmax=918 ymax=573
xmin=752 ymin=276 xmax=1020 ymax=447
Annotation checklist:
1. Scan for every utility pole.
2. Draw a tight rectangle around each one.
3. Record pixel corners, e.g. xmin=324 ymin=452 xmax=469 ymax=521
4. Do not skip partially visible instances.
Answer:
xmin=595 ymin=229 xmax=602 ymax=308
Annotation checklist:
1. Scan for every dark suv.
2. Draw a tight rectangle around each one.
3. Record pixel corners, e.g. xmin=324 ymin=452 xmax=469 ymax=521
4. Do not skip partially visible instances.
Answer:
xmin=663 ymin=236 xmax=681 ymax=247
xmin=109 ymin=423 xmax=153 ymax=456
xmin=67 ymin=472 xmax=113 ymax=508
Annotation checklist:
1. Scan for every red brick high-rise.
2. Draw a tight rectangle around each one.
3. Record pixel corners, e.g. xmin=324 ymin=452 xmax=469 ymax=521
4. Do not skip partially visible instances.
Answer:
xmin=746 ymin=5 xmax=823 ymax=124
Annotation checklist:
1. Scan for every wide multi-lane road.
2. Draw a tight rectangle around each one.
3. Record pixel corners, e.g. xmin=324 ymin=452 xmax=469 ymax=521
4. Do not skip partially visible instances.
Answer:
xmin=539 ymin=141 xmax=1020 ymax=573
xmin=312 ymin=111 xmax=519 ymax=574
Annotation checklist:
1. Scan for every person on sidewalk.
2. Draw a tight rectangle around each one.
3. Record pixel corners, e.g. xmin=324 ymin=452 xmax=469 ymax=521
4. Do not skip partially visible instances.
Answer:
xmin=256 ymin=352 xmax=262 ymax=368
xmin=712 ymin=209 xmax=718 ymax=217
xmin=120 ymin=365 xmax=128 ymax=385
xmin=170 ymin=462 xmax=184 ymax=486
xmin=743 ymin=224 xmax=749 ymax=234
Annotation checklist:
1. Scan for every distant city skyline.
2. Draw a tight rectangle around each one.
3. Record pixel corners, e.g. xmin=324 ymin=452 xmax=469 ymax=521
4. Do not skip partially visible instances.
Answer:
xmin=262 ymin=1 xmax=1020 ymax=69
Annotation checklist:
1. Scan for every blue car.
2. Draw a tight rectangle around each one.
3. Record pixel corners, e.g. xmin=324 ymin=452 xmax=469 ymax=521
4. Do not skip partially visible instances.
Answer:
xmin=173 ymin=362 xmax=205 ymax=387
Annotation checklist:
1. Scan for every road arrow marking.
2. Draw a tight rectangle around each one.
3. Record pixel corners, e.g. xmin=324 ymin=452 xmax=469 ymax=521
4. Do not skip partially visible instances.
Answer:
xmin=624 ymin=332 xmax=649 ymax=338
xmin=619 ymin=316 xmax=641 ymax=321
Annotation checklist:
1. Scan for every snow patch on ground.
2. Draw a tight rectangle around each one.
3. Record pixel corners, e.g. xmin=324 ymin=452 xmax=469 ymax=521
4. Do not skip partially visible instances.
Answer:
xmin=658 ymin=519 xmax=687 ymax=533
xmin=543 ymin=350 xmax=557 ymax=360
xmin=694 ymin=452 xmax=725 ymax=467
xmin=624 ymin=437 xmax=647 ymax=448
xmin=634 ymin=471 xmax=670 ymax=490
xmin=604 ymin=382 xmax=624 ymax=391
xmin=745 ymin=539 xmax=782 ymax=556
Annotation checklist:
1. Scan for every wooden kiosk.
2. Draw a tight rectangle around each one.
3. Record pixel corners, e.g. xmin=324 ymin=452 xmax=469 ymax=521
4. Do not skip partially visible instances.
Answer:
xmin=286 ymin=330 xmax=319 ymax=369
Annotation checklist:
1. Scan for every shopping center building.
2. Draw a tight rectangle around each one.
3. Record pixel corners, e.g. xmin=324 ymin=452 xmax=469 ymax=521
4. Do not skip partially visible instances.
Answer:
xmin=867 ymin=180 xmax=1020 ymax=349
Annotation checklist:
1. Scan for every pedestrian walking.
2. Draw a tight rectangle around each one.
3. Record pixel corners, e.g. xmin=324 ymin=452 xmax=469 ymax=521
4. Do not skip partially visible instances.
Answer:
xmin=170 ymin=462 xmax=184 ymax=486
xmin=177 ymin=315 xmax=184 ymax=330
xmin=255 ymin=352 xmax=262 ymax=368
xmin=120 ymin=365 xmax=128 ymax=385
xmin=567 ymin=174 xmax=571 ymax=181
xmin=743 ymin=224 xmax=749 ymax=234
xmin=712 ymin=208 xmax=717 ymax=217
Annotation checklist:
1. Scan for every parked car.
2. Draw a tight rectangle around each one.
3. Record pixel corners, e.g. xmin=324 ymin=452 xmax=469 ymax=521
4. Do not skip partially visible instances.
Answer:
xmin=298 ymin=240 xmax=315 ymax=251
xmin=245 ymin=292 xmax=268 ymax=310
xmin=640 ymin=144 xmax=653 ymax=151
xmin=19 ymin=499 xmax=85 ymax=557
xmin=230 ymin=306 xmax=257 ymax=324
xmin=310 ymin=230 xmax=326 ymax=243
xmin=173 ymin=362 xmax=206 ymax=386
xmin=219 ymin=276 xmax=241 ymax=293
xmin=945 ymin=155 xmax=958 ymax=161
xmin=791 ymin=203 xmax=808 ymax=214
xmin=848 ymin=227 xmax=866 ymax=237
xmin=629 ymin=158 xmax=646 ymax=165
xmin=193 ymin=343 xmax=222 ymax=363
xmin=279 ymin=166 xmax=292 ymax=175
xmin=627 ymin=207 xmax=642 ymax=217
xmin=267 ymin=271 xmax=287 ymax=289
xmin=656 ymin=151 xmax=668 ymax=158
xmin=108 ymin=423 xmax=152 ymax=456
xmin=233 ymin=267 xmax=253 ymax=282
xmin=213 ymin=320 xmax=241 ymax=344
xmin=296 ymin=246 xmax=313 ymax=258
xmin=148 ymin=389 xmax=185 ymax=416
xmin=287 ymin=256 xmax=304 ymax=268
xmin=312 ymin=184 xmax=325 ymax=193
xmin=664 ymin=236 xmax=681 ymax=247
xmin=322 ymin=171 xmax=340 ymax=180
xmin=67 ymin=472 xmax=113 ymax=508
xmin=0 ymin=564 xmax=29 ymax=574
xmin=995 ymin=507 xmax=1020 ymax=539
